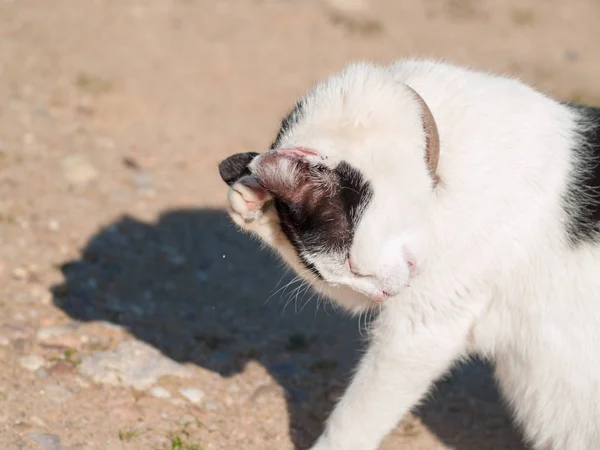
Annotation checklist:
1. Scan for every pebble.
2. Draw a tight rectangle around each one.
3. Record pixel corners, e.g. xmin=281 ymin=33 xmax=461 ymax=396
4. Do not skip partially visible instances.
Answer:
xmin=19 ymin=355 xmax=45 ymax=371
xmin=565 ymin=50 xmax=580 ymax=62
xmin=29 ymin=415 xmax=48 ymax=428
xmin=178 ymin=387 xmax=205 ymax=404
xmin=133 ymin=172 xmax=155 ymax=196
xmin=31 ymin=285 xmax=53 ymax=305
xmin=43 ymin=385 xmax=73 ymax=404
xmin=36 ymin=323 xmax=83 ymax=348
xmin=78 ymin=340 xmax=190 ymax=390
xmin=61 ymin=154 xmax=98 ymax=187
xmin=204 ymin=398 xmax=220 ymax=411
xmin=178 ymin=414 xmax=196 ymax=426
xmin=37 ymin=323 xmax=79 ymax=341
xmin=149 ymin=386 xmax=171 ymax=399
xmin=26 ymin=433 xmax=64 ymax=450
xmin=12 ymin=266 xmax=28 ymax=280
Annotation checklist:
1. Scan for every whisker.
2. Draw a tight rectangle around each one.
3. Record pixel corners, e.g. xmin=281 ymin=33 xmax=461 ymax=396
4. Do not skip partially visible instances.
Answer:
xmin=263 ymin=270 xmax=293 ymax=305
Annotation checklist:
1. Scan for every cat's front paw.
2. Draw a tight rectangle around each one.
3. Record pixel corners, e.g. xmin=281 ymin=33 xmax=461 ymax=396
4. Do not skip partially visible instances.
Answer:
xmin=227 ymin=175 xmax=273 ymax=230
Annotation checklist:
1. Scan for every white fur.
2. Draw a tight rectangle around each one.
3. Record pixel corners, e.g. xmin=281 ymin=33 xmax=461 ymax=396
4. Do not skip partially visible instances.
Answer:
xmin=227 ymin=59 xmax=600 ymax=450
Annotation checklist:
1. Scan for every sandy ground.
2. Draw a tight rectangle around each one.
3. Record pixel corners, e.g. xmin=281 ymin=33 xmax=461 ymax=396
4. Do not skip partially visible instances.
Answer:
xmin=0 ymin=1 xmax=599 ymax=449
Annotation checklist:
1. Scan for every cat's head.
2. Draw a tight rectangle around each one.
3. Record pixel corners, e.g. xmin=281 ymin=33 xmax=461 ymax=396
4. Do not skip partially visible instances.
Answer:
xmin=219 ymin=63 xmax=440 ymax=312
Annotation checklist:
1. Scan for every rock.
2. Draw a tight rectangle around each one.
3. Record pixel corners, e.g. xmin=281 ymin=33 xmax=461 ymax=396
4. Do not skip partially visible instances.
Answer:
xmin=29 ymin=415 xmax=48 ymax=428
xmin=13 ymin=338 xmax=26 ymax=353
xmin=26 ymin=433 xmax=64 ymax=450
xmin=35 ymin=368 xmax=49 ymax=378
xmin=132 ymin=172 xmax=155 ymax=196
xmin=61 ymin=155 xmax=98 ymax=187
xmin=78 ymin=340 xmax=190 ymax=390
xmin=178 ymin=414 xmax=196 ymax=426
xmin=36 ymin=323 xmax=80 ymax=341
xmin=149 ymin=386 xmax=171 ymax=399
xmin=19 ymin=355 xmax=45 ymax=371
xmin=204 ymin=398 xmax=220 ymax=411
xmin=12 ymin=266 xmax=29 ymax=280
xmin=31 ymin=285 xmax=53 ymax=305
xmin=249 ymin=384 xmax=284 ymax=404
xmin=178 ymin=387 xmax=205 ymax=404
xmin=323 ymin=0 xmax=382 ymax=33
xmin=37 ymin=323 xmax=83 ymax=349
xmin=43 ymin=385 xmax=72 ymax=404
xmin=565 ymin=50 xmax=580 ymax=62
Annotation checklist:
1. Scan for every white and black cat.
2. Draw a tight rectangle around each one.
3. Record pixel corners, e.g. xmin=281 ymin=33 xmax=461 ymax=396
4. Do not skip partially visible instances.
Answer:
xmin=218 ymin=59 xmax=600 ymax=450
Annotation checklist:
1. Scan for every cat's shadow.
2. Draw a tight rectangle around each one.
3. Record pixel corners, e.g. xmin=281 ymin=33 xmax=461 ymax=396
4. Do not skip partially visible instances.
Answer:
xmin=52 ymin=208 xmax=527 ymax=450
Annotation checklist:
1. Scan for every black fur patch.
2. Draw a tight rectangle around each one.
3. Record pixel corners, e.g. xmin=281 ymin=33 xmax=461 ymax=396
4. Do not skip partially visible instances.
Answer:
xmin=267 ymin=160 xmax=373 ymax=279
xmin=563 ymin=104 xmax=600 ymax=245
xmin=270 ymin=101 xmax=304 ymax=150
xmin=218 ymin=152 xmax=259 ymax=186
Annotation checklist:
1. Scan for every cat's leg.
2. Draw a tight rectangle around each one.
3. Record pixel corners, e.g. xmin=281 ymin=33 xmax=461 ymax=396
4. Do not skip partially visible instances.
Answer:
xmin=310 ymin=307 xmax=473 ymax=450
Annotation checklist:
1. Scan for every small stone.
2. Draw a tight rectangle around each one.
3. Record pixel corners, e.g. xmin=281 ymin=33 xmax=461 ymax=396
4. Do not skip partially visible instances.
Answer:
xmin=35 ymin=368 xmax=49 ymax=378
xmin=30 ymin=287 xmax=50 ymax=305
xmin=227 ymin=383 xmax=241 ymax=393
xmin=61 ymin=154 xmax=98 ymax=187
xmin=12 ymin=266 xmax=28 ymax=280
xmin=565 ymin=50 xmax=580 ymax=62
xmin=37 ymin=324 xmax=83 ymax=349
xmin=79 ymin=340 xmax=190 ymax=390
xmin=29 ymin=415 xmax=48 ymax=428
xmin=0 ymin=335 xmax=9 ymax=346
xmin=48 ymin=220 xmax=60 ymax=231
xmin=13 ymin=338 xmax=26 ymax=353
xmin=324 ymin=0 xmax=383 ymax=33
xmin=95 ymin=321 xmax=123 ymax=332
xmin=178 ymin=414 xmax=196 ymax=426
xmin=19 ymin=355 xmax=45 ymax=371
xmin=95 ymin=137 xmax=115 ymax=150
xmin=37 ymin=324 xmax=76 ymax=341
xmin=149 ymin=386 xmax=171 ymax=399
xmin=178 ymin=387 xmax=205 ymax=404
xmin=250 ymin=384 xmax=284 ymax=404
xmin=26 ymin=433 xmax=63 ymax=450
xmin=43 ymin=385 xmax=72 ymax=404
xmin=204 ymin=399 xmax=220 ymax=411
xmin=132 ymin=172 xmax=155 ymax=196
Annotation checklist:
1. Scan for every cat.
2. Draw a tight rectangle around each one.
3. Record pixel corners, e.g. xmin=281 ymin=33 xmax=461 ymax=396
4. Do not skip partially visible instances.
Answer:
xmin=218 ymin=59 xmax=600 ymax=450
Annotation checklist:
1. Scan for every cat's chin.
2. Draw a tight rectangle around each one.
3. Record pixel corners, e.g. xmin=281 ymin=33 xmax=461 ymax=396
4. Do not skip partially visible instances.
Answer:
xmin=322 ymin=283 xmax=380 ymax=315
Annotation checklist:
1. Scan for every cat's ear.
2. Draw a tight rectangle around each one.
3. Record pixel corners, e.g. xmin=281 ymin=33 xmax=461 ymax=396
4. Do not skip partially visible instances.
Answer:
xmin=405 ymin=86 xmax=440 ymax=185
xmin=218 ymin=152 xmax=260 ymax=186
xmin=251 ymin=151 xmax=334 ymax=207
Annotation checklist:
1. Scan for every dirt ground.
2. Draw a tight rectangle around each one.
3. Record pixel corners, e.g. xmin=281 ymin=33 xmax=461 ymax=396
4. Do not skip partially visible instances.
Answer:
xmin=0 ymin=1 xmax=599 ymax=449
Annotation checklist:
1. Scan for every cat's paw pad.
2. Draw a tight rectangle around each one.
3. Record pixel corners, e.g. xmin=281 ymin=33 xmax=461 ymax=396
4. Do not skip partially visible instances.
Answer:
xmin=227 ymin=175 xmax=271 ymax=227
